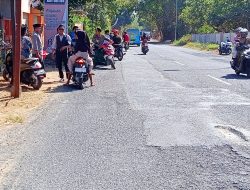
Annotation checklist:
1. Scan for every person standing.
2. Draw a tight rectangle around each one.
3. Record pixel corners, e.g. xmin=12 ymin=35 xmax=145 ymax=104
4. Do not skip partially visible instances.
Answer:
xmin=21 ymin=25 xmax=32 ymax=59
xmin=52 ymin=24 xmax=72 ymax=82
xmin=104 ymin=30 xmax=111 ymax=40
xmin=69 ymin=26 xmax=79 ymax=48
xmin=32 ymin=24 xmax=43 ymax=64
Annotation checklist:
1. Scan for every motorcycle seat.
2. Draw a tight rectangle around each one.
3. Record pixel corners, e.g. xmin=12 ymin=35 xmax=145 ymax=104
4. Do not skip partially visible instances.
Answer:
xmin=21 ymin=58 xmax=39 ymax=65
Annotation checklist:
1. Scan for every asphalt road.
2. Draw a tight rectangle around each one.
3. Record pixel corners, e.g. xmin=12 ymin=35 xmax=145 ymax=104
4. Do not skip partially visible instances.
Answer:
xmin=0 ymin=44 xmax=250 ymax=189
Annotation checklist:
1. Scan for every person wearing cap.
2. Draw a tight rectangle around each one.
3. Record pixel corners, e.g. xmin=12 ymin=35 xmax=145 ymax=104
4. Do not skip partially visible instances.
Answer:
xmin=32 ymin=24 xmax=43 ymax=63
xmin=52 ymin=24 xmax=72 ymax=82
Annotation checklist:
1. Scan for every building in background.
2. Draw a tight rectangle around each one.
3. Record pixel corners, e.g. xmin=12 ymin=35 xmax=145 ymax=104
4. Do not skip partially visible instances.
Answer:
xmin=0 ymin=0 xmax=44 ymax=42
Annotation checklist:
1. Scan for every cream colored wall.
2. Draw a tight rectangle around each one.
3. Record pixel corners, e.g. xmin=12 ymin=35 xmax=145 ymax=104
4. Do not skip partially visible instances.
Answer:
xmin=22 ymin=0 xmax=31 ymax=13
xmin=22 ymin=0 xmax=31 ymax=24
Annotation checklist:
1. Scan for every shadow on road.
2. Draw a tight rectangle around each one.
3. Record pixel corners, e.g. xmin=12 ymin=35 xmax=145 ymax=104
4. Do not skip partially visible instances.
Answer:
xmin=94 ymin=67 xmax=113 ymax=71
xmin=163 ymin=70 xmax=180 ymax=72
xmin=134 ymin=53 xmax=146 ymax=56
xmin=46 ymin=84 xmax=85 ymax=93
xmin=221 ymin=74 xmax=249 ymax=80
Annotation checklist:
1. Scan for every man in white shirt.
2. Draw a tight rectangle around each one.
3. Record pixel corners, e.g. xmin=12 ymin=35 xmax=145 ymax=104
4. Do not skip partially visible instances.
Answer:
xmin=52 ymin=24 xmax=72 ymax=81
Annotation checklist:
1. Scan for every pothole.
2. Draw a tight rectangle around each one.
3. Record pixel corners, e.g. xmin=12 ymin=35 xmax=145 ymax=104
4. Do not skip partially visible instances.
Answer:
xmin=215 ymin=125 xmax=249 ymax=143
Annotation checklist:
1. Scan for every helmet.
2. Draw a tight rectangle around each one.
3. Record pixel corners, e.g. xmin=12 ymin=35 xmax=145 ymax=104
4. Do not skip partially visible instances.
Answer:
xmin=112 ymin=29 xmax=119 ymax=35
xmin=240 ymin=28 xmax=248 ymax=38
xmin=234 ymin=27 xmax=243 ymax=33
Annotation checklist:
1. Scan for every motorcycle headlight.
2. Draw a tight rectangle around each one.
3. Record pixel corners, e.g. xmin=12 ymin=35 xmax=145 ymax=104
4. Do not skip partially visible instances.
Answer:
xmin=31 ymin=62 xmax=42 ymax=69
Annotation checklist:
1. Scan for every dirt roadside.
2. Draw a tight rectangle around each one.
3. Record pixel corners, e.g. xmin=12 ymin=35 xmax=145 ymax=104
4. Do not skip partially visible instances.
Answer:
xmin=0 ymin=70 xmax=63 ymax=127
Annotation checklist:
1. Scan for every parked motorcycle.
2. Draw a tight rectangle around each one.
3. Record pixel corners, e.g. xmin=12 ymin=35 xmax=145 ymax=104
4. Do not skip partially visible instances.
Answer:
xmin=230 ymin=44 xmax=250 ymax=77
xmin=0 ymin=41 xmax=12 ymax=81
xmin=218 ymin=42 xmax=232 ymax=55
xmin=114 ymin=44 xmax=123 ymax=61
xmin=2 ymin=49 xmax=12 ymax=81
xmin=72 ymin=57 xmax=89 ymax=89
xmin=93 ymin=42 xmax=115 ymax=69
xmin=141 ymin=39 xmax=149 ymax=55
xmin=3 ymin=51 xmax=46 ymax=90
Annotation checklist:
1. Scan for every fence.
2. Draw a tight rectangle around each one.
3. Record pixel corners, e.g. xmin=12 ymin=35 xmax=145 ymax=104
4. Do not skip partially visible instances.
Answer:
xmin=191 ymin=33 xmax=250 ymax=44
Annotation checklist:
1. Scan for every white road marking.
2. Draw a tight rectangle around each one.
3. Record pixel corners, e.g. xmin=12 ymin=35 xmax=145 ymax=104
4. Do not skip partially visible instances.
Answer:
xmin=207 ymin=75 xmax=232 ymax=86
xmin=174 ymin=61 xmax=185 ymax=66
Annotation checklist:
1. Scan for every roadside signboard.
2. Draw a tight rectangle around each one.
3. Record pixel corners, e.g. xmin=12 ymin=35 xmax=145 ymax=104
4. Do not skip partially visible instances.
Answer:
xmin=44 ymin=0 xmax=68 ymax=52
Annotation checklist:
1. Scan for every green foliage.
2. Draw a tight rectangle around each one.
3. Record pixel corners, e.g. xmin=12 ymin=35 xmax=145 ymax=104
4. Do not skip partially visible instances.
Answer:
xmin=68 ymin=0 xmax=137 ymax=37
xmin=67 ymin=0 xmax=250 ymax=41
xmin=180 ymin=0 xmax=250 ymax=33
xmin=173 ymin=34 xmax=191 ymax=46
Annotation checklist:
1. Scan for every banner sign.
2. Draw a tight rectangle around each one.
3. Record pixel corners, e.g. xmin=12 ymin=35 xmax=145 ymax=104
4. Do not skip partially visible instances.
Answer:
xmin=44 ymin=0 xmax=68 ymax=52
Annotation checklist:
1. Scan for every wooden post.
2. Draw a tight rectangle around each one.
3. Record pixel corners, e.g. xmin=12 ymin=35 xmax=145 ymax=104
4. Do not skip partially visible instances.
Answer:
xmin=11 ymin=0 xmax=21 ymax=98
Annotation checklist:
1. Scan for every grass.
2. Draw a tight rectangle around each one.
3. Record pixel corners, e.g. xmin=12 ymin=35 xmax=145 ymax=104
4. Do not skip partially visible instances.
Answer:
xmin=185 ymin=42 xmax=218 ymax=51
xmin=5 ymin=115 xmax=24 ymax=124
xmin=173 ymin=35 xmax=218 ymax=51
xmin=0 ymin=70 xmax=61 ymax=127
xmin=173 ymin=34 xmax=192 ymax=46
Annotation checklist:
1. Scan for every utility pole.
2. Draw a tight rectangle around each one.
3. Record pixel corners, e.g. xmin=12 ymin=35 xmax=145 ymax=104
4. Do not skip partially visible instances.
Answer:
xmin=10 ymin=0 xmax=21 ymax=98
xmin=175 ymin=0 xmax=178 ymax=41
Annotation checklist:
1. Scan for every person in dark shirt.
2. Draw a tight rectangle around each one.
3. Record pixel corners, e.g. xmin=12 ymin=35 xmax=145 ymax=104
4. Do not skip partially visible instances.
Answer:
xmin=112 ymin=29 xmax=122 ymax=48
xmin=67 ymin=25 xmax=94 ymax=86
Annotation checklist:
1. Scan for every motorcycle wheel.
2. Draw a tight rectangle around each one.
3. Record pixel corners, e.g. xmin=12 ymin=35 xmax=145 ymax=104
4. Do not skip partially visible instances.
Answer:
xmin=219 ymin=50 xmax=222 ymax=55
xmin=107 ymin=57 xmax=115 ymax=69
xmin=111 ymin=61 xmax=116 ymax=69
xmin=78 ymin=78 xmax=84 ymax=90
xmin=247 ymin=72 xmax=250 ymax=78
xmin=235 ymin=70 xmax=240 ymax=75
xmin=31 ymin=76 xmax=42 ymax=90
xmin=118 ymin=51 xmax=123 ymax=61
xmin=3 ymin=68 xmax=10 ymax=81
xmin=227 ymin=49 xmax=232 ymax=55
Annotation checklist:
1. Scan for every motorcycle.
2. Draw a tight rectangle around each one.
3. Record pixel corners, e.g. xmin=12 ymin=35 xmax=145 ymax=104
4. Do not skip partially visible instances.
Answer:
xmin=3 ymin=51 xmax=46 ymax=90
xmin=2 ymin=50 xmax=12 ymax=81
xmin=93 ymin=42 xmax=116 ymax=69
xmin=72 ymin=57 xmax=89 ymax=89
xmin=123 ymin=41 xmax=129 ymax=51
xmin=1 ymin=41 xmax=12 ymax=81
xmin=141 ymin=39 xmax=149 ymax=55
xmin=218 ymin=42 xmax=232 ymax=55
xmin=114 ymin=44 xmax=123 ymax=61
xmin=230 ymin=44 xmax=250 ymax=77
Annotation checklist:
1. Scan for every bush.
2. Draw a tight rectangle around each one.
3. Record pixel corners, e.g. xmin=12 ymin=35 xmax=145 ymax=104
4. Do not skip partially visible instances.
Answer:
xmin=173 ymin=34 xmax=192 ymax=46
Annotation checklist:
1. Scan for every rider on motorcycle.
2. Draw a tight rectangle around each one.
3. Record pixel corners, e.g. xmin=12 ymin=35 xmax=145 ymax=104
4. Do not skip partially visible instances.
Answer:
xmin=67 ymin=29 xmax=94 ymax=86
xmin=234 ymin=28 xmax=250 ymax=70
xmin=123 ymin=32 xmax=130 ymax=44
xmin=232 ymin=27 xmax=243 ymax=64
xmin=92 ymin=28 xmax=108 ymax=48
xmin=141 ymin=33 xmax=148 ymax=48
xmin=112 ymin=29 xmax=122 ymax=48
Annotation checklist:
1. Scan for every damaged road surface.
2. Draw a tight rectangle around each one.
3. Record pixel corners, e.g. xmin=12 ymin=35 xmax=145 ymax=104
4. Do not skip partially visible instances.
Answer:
xmin=0 ymin=44 xmax=250 ymax=189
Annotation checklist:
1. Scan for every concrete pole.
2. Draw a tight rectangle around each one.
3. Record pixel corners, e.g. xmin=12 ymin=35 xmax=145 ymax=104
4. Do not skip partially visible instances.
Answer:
xmin=175 ymin=0 xmax=178 ymax=41
xmin=11 ymin=0 xmax=21 ymax=98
